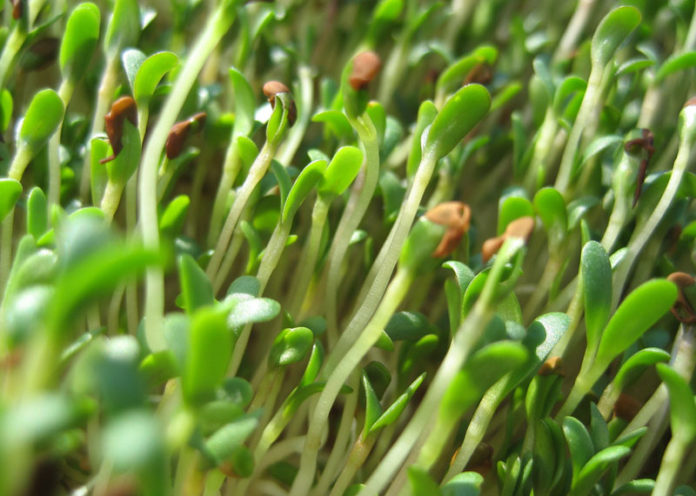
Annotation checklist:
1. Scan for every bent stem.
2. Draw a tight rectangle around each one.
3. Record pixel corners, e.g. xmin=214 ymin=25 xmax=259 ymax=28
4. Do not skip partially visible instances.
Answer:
xmin=139 ymin=3 xmax=237 ymax=351
xmin=324 ymin=149 xmax=438 ymax=375
xmin=612 ymin=133 xmax=694 ymax=307
xmin=47 ymin=79 xmax=76 ymax=209
xmin=323 ymin=114 xmax=380 ymax=345
xmin=287 ymin=196 xmax=330 ymax=318
xmin=206 ymin=141 xmax=277 ymax=284
xmin=362 ymin=240 xmax=523 ymax=496
xmin=289 ymin=267 xmax=413 ymax=496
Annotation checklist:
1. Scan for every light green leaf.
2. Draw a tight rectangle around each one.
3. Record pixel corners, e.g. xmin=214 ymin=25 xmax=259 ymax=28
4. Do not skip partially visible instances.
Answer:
xmin=59 ymin=2 xmax=101 ymax=81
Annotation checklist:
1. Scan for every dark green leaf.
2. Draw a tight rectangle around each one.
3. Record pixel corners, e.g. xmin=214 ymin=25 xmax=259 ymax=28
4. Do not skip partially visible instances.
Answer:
xmin=300 ymin=342 xmax=324 ymax=386
xmin=361 ymin=372 xmax=383 ymax=436
xmin=104 ymin=119 xmax=141 ymax=185
xmin=408 ymin=467 xmax=442 ymax=495
xmin=563 ymin=416 xmax=595 ymax=477
xmin=442 ymin=472 xmax=483 ymax=496
xmin=581 ymin=241 xmax=611 ymax=354
xmin=229 ymin=67 xmax=256 ymax=137
xmin=204 ymin=413 xmax=259 ymax=464
xmin=571 ymin=446 xmax=630 ymax=495
xmin=159 ymin=195 xmax=190 ymax=238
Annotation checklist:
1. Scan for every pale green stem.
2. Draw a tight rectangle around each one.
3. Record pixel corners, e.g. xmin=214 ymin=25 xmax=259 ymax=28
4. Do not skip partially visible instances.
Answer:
xmin=323 ymin=114 xmax=380 ymax=345
xmin=311 ymin=370 xmax=360 ymax=496
xmin=361 ymin=240 xmax=522 ymax=496
xmin=414 ymin=413 xmax=456 ymax=473
xmin=328 ymin=436 xmax=375 ymax=496
xmin=213 ymin=229 xmax=246 ymax=294
xmin=100 ymin=180 xmax=124 ymax=222
xmin=444 ymin=377 xmax=510 ymax=481
xmin=612 ymin=131 xmax=694 ymax=307
xmin=289 ymin=268 xmax=413 ymax=496
xmin=0 ymin=214 xmax=14 ymax=292
xmin=324 ymin=150 xmax=438 ymax=375
xmin=208 ymin=143 xmax=241 ymax=247
xmin=553 ymin=0 xmax=597 ymax=64
xmin=276 ymin=65 xmax=314 ymax=166
xmin=7 ymin=144 xmax=33 ymax=181
xmin=524 ymin=108 xmax=558 ymax=192
xmin=287 ymin=196 xmax=330 ymax=318
xmin=554 ymin=65 xmax=603 ymax=195
xmin=140 ymin=5 xmax=237 ymax=351
xmin=652 ymin=437 xmax=692 ymax=496
xmin=596 ymin=382 xmax=620 ymax=420
xmin=228 ymin=220 xmax=292 ymax=376
xmin=443 ymin=0 xmax=479 ymax=50
xmin=377 ymin=38 xmax=407 ymax=109
xmin=0 ymin=27 xmax=26 ymax=89
xmin=47 ymin=79 xmax=75 ymax=209
xmin=206 ymin=141 xmax=277 ymax=281
xmin=79 ymin=54 xmax=120 ymax=202
xmin=555 ymin=352 xmax=602 ymax=420
xmin=523 ymin=254 xmax=563 ymax=323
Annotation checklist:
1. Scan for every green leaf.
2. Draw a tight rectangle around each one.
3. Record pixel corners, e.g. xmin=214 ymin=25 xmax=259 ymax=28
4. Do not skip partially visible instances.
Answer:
xmin=408 ymin=467 xmax=442 ymax=496
xmin=226 ymin=294 xmax=280 ymax=329
xmin=442 ymin=342 xmax=527 ymax=417
xmin=90 ymin=137 xmax=110 ymax=205
xmin=318 ymin=146 xmax=364 ymax=197
xmin=102 ymin=410 xmax=164 ymax=475
xmin=571 ymin=446 xmax=630 ymax=496
xmin=25 ymin=186 xmax=47 ymax=239
xmin=563 ymin=416 xmax=595 ymax=478
xmin=204 ymin=413 xmax=259 ymax=464
xmin=656 ymin=364 xmax=696 ymax=441
xmin=594 ymin=280 xmax=677 ymax=369
xmin=183 ymin=306 xmax=232 ymax=405
xmin=104 ymin=119 xmax=141 ymax=185
xmin=270 ymin=160 xmax=291 ymax=210
xmin=612 ymin=427 xmax=647 ymax=449
xmin=611 ymin=479 xmax=655 ymax=495
xmin=159 ymin=195 xmax=190 ymax=238
xmin=300 ymin=342 xmax=324 ymax=386
xmin=133 ymin=51 xmax=179 ymax=106
xmin=370 ymin=373 xmax=425 ymax=433
xmin=178 ymin=254 xmax=214 ymax=314
xmin=407 ymin=100 xmax=438 ymax=178
xmin=361 ymin=372 xmax=383 ymax=436
xmin=19 ymin=89 xmax=64 ymax=149
xmin=612 ymin=348 xmax=669 ymax=393
xmin=104 ymin=0 xmax=141 ymax=56
xmin=385 ymin=312 xmax=431 ymax=342
xmin=59 ymin=2 xmax=101 ymax=81
xmin=282 ymin=159 xmax=327 ymax=223
xmin=436 ymin=45 xmax=497 ymax=95
xmin=498 ymin=195 xmax=534 ymax=235
xmin=580 ymin=135 xmax=622 ymax=166
xmin=0 ymin=178 xmax=22 ymax=222
xmin=268 ymin=327 xmax=314 ymax=367
xmin=589 ymin=403 xmax=609 ymax=451
xmin=229 ymin=67 xmax=256 ymax=138
xmin=312 ymin=109 xmax=354 ymax=140
xmin=0 ymin=89 xmax=12 ymax=132
xmin=425 ymin=84 xmax=491 ymax=160
xmin=590 ymin=6 xmax=641 ymax=67
xmin=655 ymin=51 xmax=696 ymax=83
xmin=122 ymin=48 xmax=146 ymax=91
xmin=226 ymin=275 xmax=260 ymax=297
xmin=534 ymin=187 xmax=567 ymax=240
xmin=553 ymin=76 xmax=586 ymax=115
xmin=581 ymin=241 xmax=611 ymax=354
xmin=442 ymin=472 xmax=483 ymax=496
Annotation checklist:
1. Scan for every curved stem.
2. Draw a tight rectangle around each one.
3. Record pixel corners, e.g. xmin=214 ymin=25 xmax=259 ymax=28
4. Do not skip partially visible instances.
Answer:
xmin=612 ymin=132 xmax=694 ymax=307
xmin=287 ymin=196 xmax=330 ymax=318
xmin=206 ymin=142 xmax=276 ymax=281
xmin=328 ymin=436 xmax=375 ymax=496
xmin=0 ymin=27 xmax=26 ymax=89
xmin=361 ymin=240 xmax=522 ymax=496
xmin=47 ymin=79 xmax=75 ymax=209
xmin=652 ymin=438 xmax=691 ymax=496
xmin=100 ymin=180 xmax=124 ymax=222
xmin=324 ymin=150 xmax=438 ymax=375
xmin=139 ymin=4 xmax=237 ymax=351
xmin=276 ymin=65 xmax=314 ymax=167
xmin=79 ymin=54 xmax=120 ymax=202
xmin=323 ymin=114 xmax=380 ymax=344
xmin=289 ymin=268 xmax=413 ymax=496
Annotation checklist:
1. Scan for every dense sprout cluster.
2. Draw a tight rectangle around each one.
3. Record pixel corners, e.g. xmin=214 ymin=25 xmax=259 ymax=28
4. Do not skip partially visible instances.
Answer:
xmin=1 ymin=1 xmax=696 ymax=495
